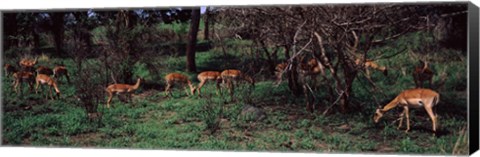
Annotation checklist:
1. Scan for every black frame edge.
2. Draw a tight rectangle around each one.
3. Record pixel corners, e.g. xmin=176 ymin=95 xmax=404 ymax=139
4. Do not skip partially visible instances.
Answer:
xmin=468 ymin=2 xmax=479 ymax=155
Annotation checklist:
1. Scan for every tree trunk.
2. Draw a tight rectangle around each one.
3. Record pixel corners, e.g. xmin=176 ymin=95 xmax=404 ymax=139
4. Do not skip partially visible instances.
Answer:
xmin=259 ymin=40 xmax=276 ymax=75
xmin=51 ymin=12 xmax=65 ymax=56
xmin=73 ymin=12 xmax=94 ymax=54
xmin=3 ymin=13 xmax=18 ymax=50
xmin=32 ymin=26 xmax=40 ymax=54
xmin=288 ymin=63 xmax=302 ymax=97
xmin=283 ymin=45 xmax=302 ymax=96
xmin=186 ymin=8 xmax=201 ymax=72
xmin=338 ymin=53 xmax=358 ymax=113
xmin=203 ymin=7 xmax=210 ymax=41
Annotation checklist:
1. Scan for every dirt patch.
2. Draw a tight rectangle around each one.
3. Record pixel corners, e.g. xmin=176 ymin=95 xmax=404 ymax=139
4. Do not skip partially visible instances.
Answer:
xmin=377 ymin=144 xmax=395 ymax=153
xmin=134 ymin=90 xmax=159 ymax=99
xmin=70 ymin=132 xmax=103 ymax=146
xmin=22 ymin=137 xmax=32 ymax=145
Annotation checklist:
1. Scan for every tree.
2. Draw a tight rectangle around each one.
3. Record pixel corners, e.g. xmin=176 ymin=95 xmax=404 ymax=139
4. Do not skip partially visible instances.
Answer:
xmin=50 ymin=12 xmax=66 ymax=55
xmin=203 ymin=7 xmax=211 ymax=40
xmin=71 ymin=11 xmax=96 ymax=55
xmin=3 ymin=13 xmax=18 ymax=50
xmin=186 ymin=8 xmax=201 ymax=72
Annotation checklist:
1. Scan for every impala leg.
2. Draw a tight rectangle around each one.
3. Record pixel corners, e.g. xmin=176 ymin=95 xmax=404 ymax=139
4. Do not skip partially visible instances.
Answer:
xmin=404 ymin=106 xmax=410 ymax=133
xmin=425 ymin=106 xmax=437 ymax=133
xmin=35 ymin=80 xmax=40 ymax=94
xmin=14 ymin=81 xmax=19 ymax=94
xmin=29 ymin=81 xmax=34 ymax=93
xmin=106 ymin=92 xmax=113 ymax=109
xmin=197 ymin=80 xmax=206 ymax=96
xmin=165 ymin=83 xmax=172 ymax=97
xmin=274 ymin=72 xmax=282 ymax=85
xmin=229 ymin=80 xmax=235 ymax=98
xmin=11 ymin=79 xmax=16 ymax=87
xmin=184 ymin=84 xmax=189 ymax=96
xmin=397 ymin=109 xmax=406 ymax=130
xmin=366 ymin=68 xmax=371 ymax=79
xmin=215 ymin=80 xmax=221 ymax=96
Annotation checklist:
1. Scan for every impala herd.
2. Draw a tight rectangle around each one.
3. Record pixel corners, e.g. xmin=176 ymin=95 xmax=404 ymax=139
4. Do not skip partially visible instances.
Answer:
xmin=4 ymin=56 xmax=441 ymax=134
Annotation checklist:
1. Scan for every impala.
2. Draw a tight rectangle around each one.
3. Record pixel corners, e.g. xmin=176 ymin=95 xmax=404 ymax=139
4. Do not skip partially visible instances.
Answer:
xmin=164 ymin=73 xmax=196 ymax=97
xmin=13 ymin=71 xmax=35 ymax=94
xmin=355 ymin=58 xmax=388 ymax=78
xmin=221 ymin=69 xmax=255 ymax=86
xmin=221 ymin=69 xmax=255 ymax=95
xmin=413 ymin=61 xmax=434 ymax=88
xmin=35 ymin=74 xmax=61 ymax=100
xmin=4 ymin=64 xmax=18 ymax=77
xmin=298 ymin=58 xmax=326 ymax=87
xmin=19 ymin=57 xmax=37 ymax=72
xmin=36 ymin=66 xmax=54 ymax=76
xmin=105 ymin=78 xmax=142 ymax=108
xmin=274 ymin=62 xmax=288 ymax=85
xmin=373 ymin=88 xmax=439 ymax=133
xmin=196 ymin=71 xmax=222 ymax=96
xmin=53 ymin=65 xmax=71 ymax=83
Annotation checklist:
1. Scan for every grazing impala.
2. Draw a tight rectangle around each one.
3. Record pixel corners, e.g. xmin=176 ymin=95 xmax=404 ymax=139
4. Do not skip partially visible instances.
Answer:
xmin=413 ymin=61 xmax=434 ymax=88
xmin=53 ymin=65 xmax=71 ymax=83
xmin=36 ymin=66 xmax=54 ymax=76
xmin=35 ymin=74 xmax=61 ymax=100
xmin=196 ymin=71 xmax=222 ymax=96
xmin=4 ymin=64 xmax=18 ymax=77
xmin=355 ymin=58 xmax=388 ymax=78
xmin=373 ymin=88 xmax=439 ymax=133
xmin=221 ymin=69 xmax=255 ymax=87
xmin=19 ymin=57 xmax=37 ymax=72
xmin=164 ymin=73 xmax=196 ymax=97
xmin=298 ymin=58 xmax=326 ymax=87
xmin=105 ymin=78 xmax=142 ymax=108
xmin=221 ymin=69 xmax=255 ymax=96
xmin=13 ymin=71 xmax=35 ymax=94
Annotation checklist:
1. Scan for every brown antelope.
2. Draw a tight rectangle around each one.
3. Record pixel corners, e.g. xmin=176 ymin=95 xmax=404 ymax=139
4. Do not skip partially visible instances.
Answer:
xmin=274 ymin=62 xmax=288 ymax=85
xmin=196 ymin=71 xmax=222 ymax=96
xmin=105 ymin=78 xmax=142 ymax=108
xmin=4 ymin=64 xmax=18 ymax=77
xmin=13 ymin=71 xmax=35 ymax=94
xmin=35 ymin=74 xmax=61 ymax=100
xmin=355 ymin=58 xmax=388 ymax=78
xmin=36 ymin=66 xmax=54 ymax=76
xmin=221 ymin=69 xmax=255 ymax=86
xmin=373 ymin=88 xmax=440 ymax=133
xmin=220 ymin=69 xmax=255 ymax=96
xmin=413 ymin=60 xmax=434 ymax=88
xmin=164 ymin=73 xmax=196 ymax=97
xmin=19 ymin=57 xmax=37 ymax=73
xmin=298 ymin=58 xmax=326 ymax=88
xmin=53 ymin=65 xmax=71 ymax=83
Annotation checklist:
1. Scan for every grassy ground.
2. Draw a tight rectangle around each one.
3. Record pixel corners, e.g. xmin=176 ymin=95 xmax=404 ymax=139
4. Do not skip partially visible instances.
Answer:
xmin=1 ymin=48 xmax=468 ymax=155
